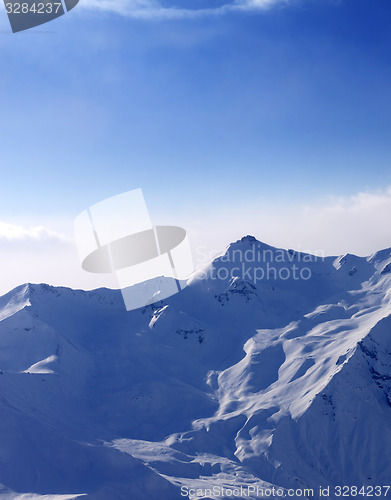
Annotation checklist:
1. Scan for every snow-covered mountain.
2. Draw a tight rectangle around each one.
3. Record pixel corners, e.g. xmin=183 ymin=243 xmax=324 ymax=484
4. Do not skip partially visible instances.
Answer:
xmin=1 ymin=236 xmax=391 ymax=499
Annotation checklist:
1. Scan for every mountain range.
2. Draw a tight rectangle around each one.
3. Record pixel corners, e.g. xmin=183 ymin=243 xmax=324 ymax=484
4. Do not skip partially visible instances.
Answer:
xmin=0 ymin=236 xmax=390 ymax=499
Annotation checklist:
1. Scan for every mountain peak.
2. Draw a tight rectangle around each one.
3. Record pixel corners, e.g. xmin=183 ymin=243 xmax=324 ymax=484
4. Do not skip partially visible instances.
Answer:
xmin=229 ymin=234 xmax=276 ymax=251
xmin=239 ymin=234 xmax=258 ymax=244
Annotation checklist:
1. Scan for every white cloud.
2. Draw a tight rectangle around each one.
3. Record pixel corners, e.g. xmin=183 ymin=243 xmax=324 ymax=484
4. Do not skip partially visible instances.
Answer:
xmin=80 ymin=0 xmax=287 ymax=19
xmin=0 ymin=185 xmax=390 ymax=296
xmin=0 ymin=221 xmax=68 ymax=243
xmin=0 ymin=220 xmax=117 ymax=296
xmin=173 ymin=186 xmax=391 ymax=263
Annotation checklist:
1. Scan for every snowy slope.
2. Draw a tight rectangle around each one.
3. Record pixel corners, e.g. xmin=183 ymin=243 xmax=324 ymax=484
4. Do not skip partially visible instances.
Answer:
xmin=0 ymin=236 xmax=391 ymax=499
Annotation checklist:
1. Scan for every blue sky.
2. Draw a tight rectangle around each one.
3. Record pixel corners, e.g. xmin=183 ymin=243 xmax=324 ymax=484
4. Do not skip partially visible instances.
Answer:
xmin=0 ymin=0 xmax=391 ymax=291
xmin=1 ymin=0 xmax=391 ymax=213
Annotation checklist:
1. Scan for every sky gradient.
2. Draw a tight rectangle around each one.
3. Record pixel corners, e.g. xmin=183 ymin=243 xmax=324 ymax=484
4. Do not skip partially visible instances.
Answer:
xmin=0 ymin=0 xmax=390 ymax=292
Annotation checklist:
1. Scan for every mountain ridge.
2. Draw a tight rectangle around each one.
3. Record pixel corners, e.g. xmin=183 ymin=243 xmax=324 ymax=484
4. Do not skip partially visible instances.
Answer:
xmin=1 ymin=236 xmax=391 ymax=499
